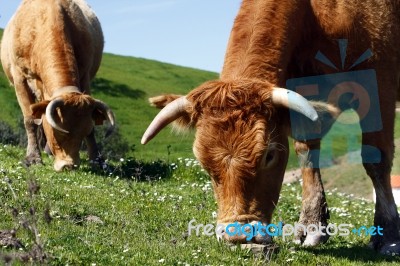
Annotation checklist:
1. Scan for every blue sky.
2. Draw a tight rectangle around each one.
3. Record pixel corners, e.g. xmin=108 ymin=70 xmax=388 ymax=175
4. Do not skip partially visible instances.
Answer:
xmin=0 ymin=0 xmax=242 ymax=73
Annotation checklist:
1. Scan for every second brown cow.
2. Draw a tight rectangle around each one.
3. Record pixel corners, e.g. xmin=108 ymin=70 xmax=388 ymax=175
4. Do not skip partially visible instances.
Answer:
xmin=1 ymin=0 xmax=115 ymax=171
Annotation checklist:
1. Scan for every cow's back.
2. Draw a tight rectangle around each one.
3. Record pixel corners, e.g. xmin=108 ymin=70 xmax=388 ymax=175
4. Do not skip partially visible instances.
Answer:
xmin=311 ymin=0 xmax=400 ymax=55
xmin=222 ymin=0 xmax=400 ymax=85
xmin=64 ymin=0 xmax=104 ymax=81
xmin=310 ymin=0 xmax=400 ymax=100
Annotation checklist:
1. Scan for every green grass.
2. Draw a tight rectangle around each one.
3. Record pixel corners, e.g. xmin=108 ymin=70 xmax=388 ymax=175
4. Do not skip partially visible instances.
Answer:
xmin=1 ymin=145 xmax=400 ymax=265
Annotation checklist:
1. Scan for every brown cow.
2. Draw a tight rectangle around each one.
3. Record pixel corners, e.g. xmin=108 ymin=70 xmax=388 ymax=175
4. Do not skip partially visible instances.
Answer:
xmin=142 ymin=0 xmax=400 ymax=255
xmin=1 ymin=0 xmax=115 ymax=171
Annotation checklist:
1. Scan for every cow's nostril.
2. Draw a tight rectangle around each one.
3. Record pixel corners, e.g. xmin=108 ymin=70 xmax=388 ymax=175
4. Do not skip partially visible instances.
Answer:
xmin=62 ymin=164 xmax=75 ymax=171
xmin=220 ymin=222 xmax=273 ymax=245
xmin=54 ymin=160 xmax=79 ymax=172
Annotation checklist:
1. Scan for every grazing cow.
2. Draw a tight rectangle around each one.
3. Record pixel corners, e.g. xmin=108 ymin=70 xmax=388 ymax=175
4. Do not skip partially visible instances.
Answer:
xmin=1 ymin=0 xmax=115 ymax=171
xmin=142 ymin=0 xmax=400 ymax=254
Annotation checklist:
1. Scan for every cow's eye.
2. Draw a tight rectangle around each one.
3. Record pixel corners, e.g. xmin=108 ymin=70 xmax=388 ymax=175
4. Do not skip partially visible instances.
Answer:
xmin=265 ymin=151 xmax=274 ymax=164
xmin=263 ymin=146 xmax=278 ymax=168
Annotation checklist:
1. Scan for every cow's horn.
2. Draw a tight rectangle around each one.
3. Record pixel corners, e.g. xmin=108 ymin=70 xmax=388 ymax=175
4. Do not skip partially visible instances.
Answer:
xmin=141 ymin=97 xmax=189 ymax=145
xmin=94 ymin=100 xmax=116 ymax=137
xmin=271 ymin=88 xmax=318 ymax=121
xmin=46 ymin=98 xmax=69 ymax=134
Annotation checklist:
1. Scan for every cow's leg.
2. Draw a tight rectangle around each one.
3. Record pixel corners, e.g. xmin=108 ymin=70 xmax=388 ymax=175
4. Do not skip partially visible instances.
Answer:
xmin=14 ymin=78 xmax=42 ymax=165
xmin=81 ymin=75 xmax=104 ymax=167
xmin=293 ymin=140 xmax=330 ymax=246
xmin=362 ymin=125 xmax=400 ymax=254
xmin=85 ymin=129 xmax=99 ymax=161
xmin=361 ymin=63 xmax=400 ymax=255
xmin=85 ymin=129 xmax=104 ymax=167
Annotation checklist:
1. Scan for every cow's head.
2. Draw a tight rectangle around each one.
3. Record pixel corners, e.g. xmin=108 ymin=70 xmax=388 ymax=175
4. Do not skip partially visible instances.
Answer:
xmin=31 ymin=92 xmax=115 ymax=171
xmin=142 ymin=80 xmax=328 ymax=244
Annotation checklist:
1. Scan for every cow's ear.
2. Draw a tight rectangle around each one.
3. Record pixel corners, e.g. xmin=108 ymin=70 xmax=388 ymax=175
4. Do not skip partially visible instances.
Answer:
xmin=288 ymin=101 xmax=340 ymax=140
xmin=92 ymin=108 xmax=106 ymax=125
xmin=149 ymin=94 xmax=194 ymax=133
xmin=30 ymin=101 xmax=50 ymax=125
xmin=30 ymin=101 xmax=50 ymax=118
xmin=149 ymin=94 xmax=184 ymax=109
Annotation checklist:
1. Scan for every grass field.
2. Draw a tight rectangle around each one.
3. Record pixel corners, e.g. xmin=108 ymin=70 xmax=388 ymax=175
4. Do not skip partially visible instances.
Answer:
xmin=1 ymin=145 xmax=400 ymax=265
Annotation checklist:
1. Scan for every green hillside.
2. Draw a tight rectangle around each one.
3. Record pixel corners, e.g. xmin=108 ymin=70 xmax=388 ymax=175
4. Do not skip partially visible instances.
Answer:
xmin=0 ymin=47 xmax=218 ymax=161
xmin=92 ymin=53 xmax=218 ymax=160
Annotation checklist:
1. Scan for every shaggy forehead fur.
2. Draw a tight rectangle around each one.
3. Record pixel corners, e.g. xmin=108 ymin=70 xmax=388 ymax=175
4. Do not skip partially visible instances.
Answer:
xmin=62 ymin=93 xmax=95 ymax=107
xmin=188 ymin=80 xmax=275 ymax=179
xmin=187 ymin=80 xmax=274 ymax=118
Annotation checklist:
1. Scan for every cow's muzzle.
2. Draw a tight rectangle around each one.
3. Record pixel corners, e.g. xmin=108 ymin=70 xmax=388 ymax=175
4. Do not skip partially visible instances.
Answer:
xmin=218 ymin=221 xmax=273 ymax=244
xmin=54 ymin=158 xmax=80 ymax=172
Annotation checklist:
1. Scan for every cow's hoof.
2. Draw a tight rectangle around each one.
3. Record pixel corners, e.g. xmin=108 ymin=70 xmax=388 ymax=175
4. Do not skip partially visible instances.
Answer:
xmin=23 ymin=154 xmax=42 ymax=166
xmin=90 ymin=156 xmax=108 ymax=171
xmin=294 ymin=226 xmax=330 ymax=246
xmin=302 ymin=232 xmax=329 ymax=246
xmin=369 ymin=241 xmax=400 ymax=256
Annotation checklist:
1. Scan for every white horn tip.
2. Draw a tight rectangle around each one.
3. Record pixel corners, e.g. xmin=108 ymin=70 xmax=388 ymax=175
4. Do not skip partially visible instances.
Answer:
xmin=272 ymin=88 xmax=319 ymax=122
xmin=300 ymin=108 xmax=318 ymax=122
xmin=310 ymin=112 xmax=319 ymax=122
xmin=141 ymin=134 xmax=150 ymax=145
